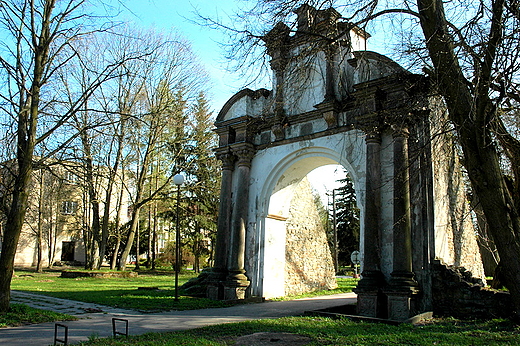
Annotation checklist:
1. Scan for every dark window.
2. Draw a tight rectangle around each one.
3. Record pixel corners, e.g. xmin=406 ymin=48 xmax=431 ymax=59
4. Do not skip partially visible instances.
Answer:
xmin=61 ymin=201 xmax=78 ymax=215
xmin=61 ymin=241 xmax=75 ymax=261
xmin=64 ymin=171 xmax=79 ymax=184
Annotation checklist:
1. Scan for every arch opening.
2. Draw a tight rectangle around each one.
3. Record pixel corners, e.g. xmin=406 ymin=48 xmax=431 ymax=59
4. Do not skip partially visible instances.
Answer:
xmin=256 ymin=151 xmax=363 ymax=299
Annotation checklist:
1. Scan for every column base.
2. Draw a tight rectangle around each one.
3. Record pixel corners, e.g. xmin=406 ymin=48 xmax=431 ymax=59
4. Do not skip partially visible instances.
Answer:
xmin=385 ymin=270 xmax=419 ymax=320
xmin=206 ymin=268 xmax=228 ymax=300
xmin=385 ymin=287 xmax=419 ymax=321
xmin=389 ymin=270 xmax=418 ymax=288
xmin=354 ymin=270 xmax=385 ymax=318
xmin=356 ymin=270 xmax=385 ymax=289
xmin=207 ymin=284 xmax=222 ymax=300
xmin=356 ymin=290 xmax=379 ymax=317
xmin=223 ymin=271 xmax=250 ymax=300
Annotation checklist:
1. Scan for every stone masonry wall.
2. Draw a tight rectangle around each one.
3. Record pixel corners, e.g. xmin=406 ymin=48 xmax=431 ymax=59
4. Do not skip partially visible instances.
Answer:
xmin=430 ymin=101 xmax=486 ymax=281
xmin=432 ymin=260 xmax=511 ymax=318
xmin=284 ymin=177 xmax=337 ymax=296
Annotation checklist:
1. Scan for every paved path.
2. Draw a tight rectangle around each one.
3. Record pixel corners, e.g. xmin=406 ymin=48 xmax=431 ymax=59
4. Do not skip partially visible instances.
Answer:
xmin=1 ymin=291 xmax=356 ymax=345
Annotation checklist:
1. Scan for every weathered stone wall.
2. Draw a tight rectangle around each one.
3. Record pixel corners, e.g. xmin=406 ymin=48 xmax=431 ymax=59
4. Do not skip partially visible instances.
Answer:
xmin=430 ymin=101 xmax=485 ymax=281
xmin=284 ymin=177 xmax=337 ymax=296
xmin=432 ymin=260 xmax=511 ymax=318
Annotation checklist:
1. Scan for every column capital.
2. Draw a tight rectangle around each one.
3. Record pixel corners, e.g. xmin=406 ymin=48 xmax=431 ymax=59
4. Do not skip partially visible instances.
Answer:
xmin=231 ymin=143 xmax=255 ymax=168
xmin=391 ymin=124 xmax=410 ymax=138
xmin=365 ymin=129 xmax=382 ymax=144
xmin=215 ymin=150 xmax=236 ymax=171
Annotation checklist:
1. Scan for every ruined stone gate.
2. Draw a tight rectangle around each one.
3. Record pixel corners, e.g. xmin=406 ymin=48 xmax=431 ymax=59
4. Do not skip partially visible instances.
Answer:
xmin=207 ymin=5 xmax=484 ymax=321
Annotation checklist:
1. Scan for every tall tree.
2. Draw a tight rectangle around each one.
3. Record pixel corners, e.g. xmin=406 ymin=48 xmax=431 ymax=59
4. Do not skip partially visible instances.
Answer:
xmin=117 ymin=86 xmax=185 ymax=270
xmin=333 ymin=173 xmax=360 ymax=267
xmin=114 ymin=29 xmax=209 ymax=271
xmin=184 ymin=93 xmax=220 ymax=271
xmin=0 ymin=0 xmax=143 ymax=311
xmin=63 ymin=27 xmax=156 ymax=269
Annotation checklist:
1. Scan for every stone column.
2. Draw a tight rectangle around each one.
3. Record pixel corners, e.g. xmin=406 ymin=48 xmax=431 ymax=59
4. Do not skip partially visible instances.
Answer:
xmin=223 ymin=144 xmax=254 ymax=300
xmin=355 ymin=130 xmax=385 ymax=317
xmin=386 ymin=125 xmax=418 ymax=320
xmin=263 ymin=23 xmax=289 ymax=141
xmin=207 ymin=150 xmax=236 ymax=300
xmin=324 ymin=45 xmax=336 ymax=103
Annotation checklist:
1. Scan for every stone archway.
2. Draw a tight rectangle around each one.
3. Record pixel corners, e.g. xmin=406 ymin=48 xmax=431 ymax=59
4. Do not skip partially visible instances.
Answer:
xmin=207 ymin=5 xmax=484 ymax=321
xmin=252 ymin=145 xmax=364 ymax=299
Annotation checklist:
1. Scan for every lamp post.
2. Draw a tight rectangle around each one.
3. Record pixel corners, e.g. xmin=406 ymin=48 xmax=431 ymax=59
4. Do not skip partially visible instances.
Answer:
xmin=173 ymin=173 xmax=185 ymax=302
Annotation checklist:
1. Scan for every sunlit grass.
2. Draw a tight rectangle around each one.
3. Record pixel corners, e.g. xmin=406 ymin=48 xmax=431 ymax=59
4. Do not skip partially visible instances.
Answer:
xmin=270 ymin=277 xmax=358 ymax=301
xmin=0 ymin=304 xmax=76 ymax=328
xmin=12 ymin=269 xmax=358 ymax=311
xmin=79 ymin=316 xmax=520 ymax=345
xmin=11 ymin=268 xmax=231 ymax=311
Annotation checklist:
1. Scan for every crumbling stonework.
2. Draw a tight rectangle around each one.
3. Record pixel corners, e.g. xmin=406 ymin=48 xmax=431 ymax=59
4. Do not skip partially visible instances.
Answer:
xmin=285 ymin=177 xmax=337 ymax=296
xmin=429 ymin=103 xmax=485 ymax=280
xmin=432 ymin=260 xmax=511 ymax=318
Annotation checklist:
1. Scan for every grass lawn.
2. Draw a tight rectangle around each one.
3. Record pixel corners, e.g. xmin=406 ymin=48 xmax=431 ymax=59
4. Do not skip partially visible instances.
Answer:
xmin=11 ymin=268 xmax=357 ymax=312
xmin=79 ymin=316 xmax=520 ymax=345
xmin=0 ymin=304 xmax=76 ymax=328
xmin=6 ymin=269 xmax=520 ymax=344
xmin=11 ymin=268 xmax=233 ymax=312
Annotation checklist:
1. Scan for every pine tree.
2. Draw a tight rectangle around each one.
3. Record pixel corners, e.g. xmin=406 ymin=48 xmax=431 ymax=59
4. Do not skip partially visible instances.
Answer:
xmin=333 ymin=172 xmax=360 ymax=267
xmin=184 ymin=93 xmax=221 ymax=272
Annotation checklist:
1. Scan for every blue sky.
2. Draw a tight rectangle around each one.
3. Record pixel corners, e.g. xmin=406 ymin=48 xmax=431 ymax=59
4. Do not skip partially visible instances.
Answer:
xmin=119 ymin=1 xmax=391 ymax=114
xmin=120 ymin=0 xmax=250 ymax=113
xmin=120 ymin=1 xmax=372 ymax=196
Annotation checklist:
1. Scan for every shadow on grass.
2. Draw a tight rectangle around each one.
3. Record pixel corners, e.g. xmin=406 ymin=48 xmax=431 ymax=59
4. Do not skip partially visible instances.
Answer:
xmin=81 ymin=316 xmax=520 ymax=345
xmin=19 ymin=289 xmax=234 ymax=312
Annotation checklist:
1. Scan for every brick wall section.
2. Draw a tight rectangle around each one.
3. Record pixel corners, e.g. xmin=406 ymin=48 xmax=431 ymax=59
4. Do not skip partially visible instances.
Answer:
xmin=284 ymin=177 xmax=337 ymax=296
xmin=432 ymin=260 xmax=512 ymax=318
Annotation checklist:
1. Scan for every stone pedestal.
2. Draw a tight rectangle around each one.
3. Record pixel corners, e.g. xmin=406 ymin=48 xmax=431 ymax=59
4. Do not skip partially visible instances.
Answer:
xmin=354 ymin=269 xmax=385 ymax=317
xmin=223 ymin=272 xmax=250 ymax=300
xmin=207 ymin=283 xmax=222 ymax=300
xmin=385 ymin=287 xmax=419 ymax=321
xmin=206 ymin=268 xmax=227 ymax=300
xmin=356 ymin=290 xmax=380 ymax=317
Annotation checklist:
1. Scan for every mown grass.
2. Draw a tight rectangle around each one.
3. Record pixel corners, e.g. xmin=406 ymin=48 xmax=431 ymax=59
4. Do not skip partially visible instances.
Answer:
xmin=6 ymin=269 xmax=520 ymax=344
xmin=11 ymin=268 xmax=232 ymax=312
xmin=80 ymin=316 xmax=520 ymax=345
xmin=11 ymin=269 xmax=357 ymax=311
xmin=0 ymin=304 xmax=76 ymax=328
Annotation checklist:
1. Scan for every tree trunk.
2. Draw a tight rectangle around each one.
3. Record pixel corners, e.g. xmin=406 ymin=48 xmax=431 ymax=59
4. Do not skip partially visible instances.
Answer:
xmin=110 ymin=178 xmax=125 ymax=270
xmin=472 ymin=198 xmax=499 ymax=277
xmin=111 ymin=235 xmax=121 ymax=270
xmin=97 ymin=124 xmax=124 ymax=270
xmin=151 ymin=206 xmax=157 ymax=270
xmin=0 ymin=98 xmax=37 ymax=310
xmin=147 ymin=205 xmax=152 ymax=268
xmin=36 ymin=171 xmax=45 ymax=272
xmin=0 ymin=168 xmax=32 ymax=311
xmin=417 ymin=0 xmax=520 ymax=318
xmin=135 ymin=218 xmax=141 ymax=270
xmin=0 ymin=6 xmax=46 ymax=307
xmin=81 ymin=134 xmax=102 ymax=270
xmin=118 ymin=208 xmax=141 ymax=271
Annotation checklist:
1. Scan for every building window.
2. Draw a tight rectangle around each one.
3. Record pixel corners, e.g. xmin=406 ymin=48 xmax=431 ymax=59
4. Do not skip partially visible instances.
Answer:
xmin=61 ymin=241 xmax=75 ymax=262
xmin=61 ymin=201 xmax=78 ymax=215
xmin=64 ymin=171 xmax=78 ymax=184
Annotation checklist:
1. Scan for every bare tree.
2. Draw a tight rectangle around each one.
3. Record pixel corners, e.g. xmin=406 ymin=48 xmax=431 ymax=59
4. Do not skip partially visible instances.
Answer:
xmin=0 ymin=0 xmax=144 ymax=311
xmin=114 ymin=29 xmax=209 ymax=271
